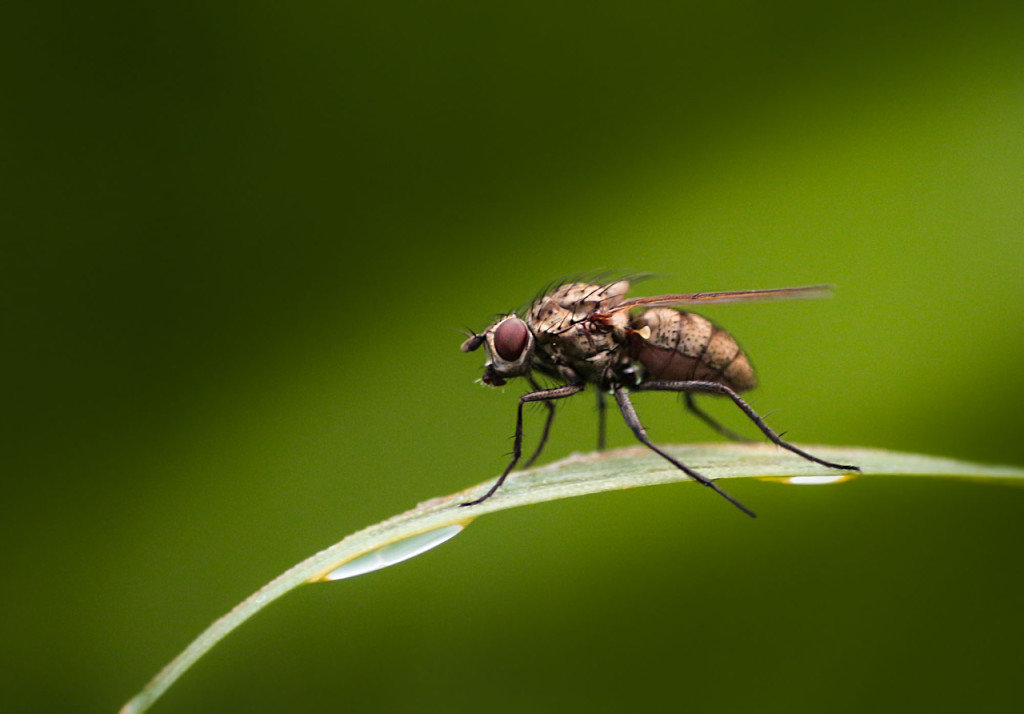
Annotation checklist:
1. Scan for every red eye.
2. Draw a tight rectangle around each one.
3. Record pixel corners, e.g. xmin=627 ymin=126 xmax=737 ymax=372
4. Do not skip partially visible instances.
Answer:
xmin=493 ymin=317 xmax=529 ymax=361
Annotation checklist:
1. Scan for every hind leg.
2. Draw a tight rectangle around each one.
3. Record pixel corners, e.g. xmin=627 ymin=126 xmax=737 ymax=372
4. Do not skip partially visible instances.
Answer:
xmin=642 ymin=380 xmax=859 ymax=472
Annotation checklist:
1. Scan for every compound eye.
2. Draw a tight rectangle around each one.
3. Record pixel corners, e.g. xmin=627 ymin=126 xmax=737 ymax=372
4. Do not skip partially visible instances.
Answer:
xmin=493 ymin=317 xmax=529 ymax=361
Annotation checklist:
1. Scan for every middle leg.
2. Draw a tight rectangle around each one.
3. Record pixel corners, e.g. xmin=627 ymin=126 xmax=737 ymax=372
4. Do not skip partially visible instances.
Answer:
xmin=614 ymin=386 xmax=756 ymax=518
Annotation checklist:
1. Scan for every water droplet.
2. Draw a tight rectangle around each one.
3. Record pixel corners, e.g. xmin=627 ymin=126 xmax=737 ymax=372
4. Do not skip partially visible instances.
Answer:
xmin=321 ymin=524 xmax=465 ymax=581
xmin=788 ymin=474 xmax=849 ymax=485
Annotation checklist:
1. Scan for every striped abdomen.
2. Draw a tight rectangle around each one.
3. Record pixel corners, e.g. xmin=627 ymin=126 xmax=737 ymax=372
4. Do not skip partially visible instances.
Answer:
xmin=627 ymin=308 xmax=757 ymax=392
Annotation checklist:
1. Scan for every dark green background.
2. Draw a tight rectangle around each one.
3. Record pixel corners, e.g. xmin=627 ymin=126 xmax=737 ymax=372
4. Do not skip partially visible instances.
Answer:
xmin=4 ymin=2 xmax=1023 ymax=712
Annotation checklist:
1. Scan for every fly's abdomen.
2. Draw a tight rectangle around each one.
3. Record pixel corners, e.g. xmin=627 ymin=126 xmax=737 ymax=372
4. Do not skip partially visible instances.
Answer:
xmin=627 ymin=308 xmax=757 ymax=392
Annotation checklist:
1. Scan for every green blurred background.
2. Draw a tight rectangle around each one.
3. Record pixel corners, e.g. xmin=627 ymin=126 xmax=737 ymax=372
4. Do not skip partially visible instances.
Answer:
xmin=4 ymin=1 xmax=1024 ymax=712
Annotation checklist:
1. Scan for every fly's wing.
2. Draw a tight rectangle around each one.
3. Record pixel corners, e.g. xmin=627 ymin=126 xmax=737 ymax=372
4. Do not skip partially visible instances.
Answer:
xmin=600 ymin=285 xmax=832 ymax=315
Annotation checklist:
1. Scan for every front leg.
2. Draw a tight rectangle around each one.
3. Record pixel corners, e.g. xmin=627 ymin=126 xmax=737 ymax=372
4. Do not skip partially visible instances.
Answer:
xmin=462 ymin=383 xmax=585 ymax=507
xmin=522 ymin=377 xmax=556 ymax=468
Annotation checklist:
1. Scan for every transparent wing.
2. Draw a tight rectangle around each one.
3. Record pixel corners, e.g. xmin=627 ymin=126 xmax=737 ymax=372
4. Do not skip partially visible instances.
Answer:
xmin=602 ymin=285 xmax=833 ymax=313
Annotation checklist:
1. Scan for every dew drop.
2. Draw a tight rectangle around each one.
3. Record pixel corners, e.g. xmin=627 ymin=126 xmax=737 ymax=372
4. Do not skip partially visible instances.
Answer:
xmin=322 ymin=524 xmax=465 ymax=581
xmin=788 ymin=474 xmax=849 ymax=485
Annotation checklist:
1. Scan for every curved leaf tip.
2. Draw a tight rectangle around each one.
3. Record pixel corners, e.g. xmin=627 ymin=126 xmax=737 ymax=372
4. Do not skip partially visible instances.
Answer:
xmin=120 ymin=443 xmax=1023 ymax=714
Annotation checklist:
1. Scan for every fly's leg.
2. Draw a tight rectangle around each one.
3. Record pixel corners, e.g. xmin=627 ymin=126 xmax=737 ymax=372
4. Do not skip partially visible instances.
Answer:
xmin=641 ymin=380 xmax=860 ymax=473
xmin=522 ymin=378 xmax=556 ymax=468
xmin=613 ymin=386 xmax=756 ymax=518
xmin=684 ymin=393 xmax=752 ymax=443
xmin=462 ymin=383 xmax=585 ymax=507
xmin=596 ymin=390 xmax=607 ymax=451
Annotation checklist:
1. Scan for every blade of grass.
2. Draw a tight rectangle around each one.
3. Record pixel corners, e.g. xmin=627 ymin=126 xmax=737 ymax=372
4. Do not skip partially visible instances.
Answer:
xmin=120 ymin=444 xmax=1024 ymax=714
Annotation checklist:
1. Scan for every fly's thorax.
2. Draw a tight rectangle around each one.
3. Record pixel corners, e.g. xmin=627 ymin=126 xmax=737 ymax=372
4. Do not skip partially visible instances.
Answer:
xmin=528 ymin=281 xmax=629 ymax=341
xmin=523 ymin=282 xmax=634 ymax=385
xmin=628 ymin=308 xmax=757 ymax=391
xmin=542 ymin=280 xmax=629 ymax=317
xmin=529 ymin=310 xmax=630 ymax=385
xmin=527 ymin=280 xmax=628 ymax=333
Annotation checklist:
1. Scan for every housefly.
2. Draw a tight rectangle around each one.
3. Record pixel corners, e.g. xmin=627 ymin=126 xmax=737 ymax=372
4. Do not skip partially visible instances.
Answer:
xmin=461 ymin=279 xmax=858 ymax=516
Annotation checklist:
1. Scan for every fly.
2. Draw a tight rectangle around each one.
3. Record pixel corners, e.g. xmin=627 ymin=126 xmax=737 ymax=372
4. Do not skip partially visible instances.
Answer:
xmin=460 ymin=279 xmax=859 ymax=517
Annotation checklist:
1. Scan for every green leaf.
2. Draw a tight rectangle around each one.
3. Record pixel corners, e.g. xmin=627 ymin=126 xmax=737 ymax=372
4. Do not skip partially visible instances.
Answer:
xmin=119 ymin=444 xmax=1023 ymax=714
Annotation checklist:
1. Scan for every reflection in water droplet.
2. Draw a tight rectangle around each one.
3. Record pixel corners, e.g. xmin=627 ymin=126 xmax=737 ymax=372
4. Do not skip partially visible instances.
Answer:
xmin=788 ymin=475 xmax=849 ymax=485
xmin=322 ymin=524 xmax=465 ymax=581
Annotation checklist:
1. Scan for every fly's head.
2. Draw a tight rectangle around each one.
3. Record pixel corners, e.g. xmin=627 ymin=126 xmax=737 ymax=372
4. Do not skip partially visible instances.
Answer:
xmin=461 ymin=314 xmax=535 ymax=386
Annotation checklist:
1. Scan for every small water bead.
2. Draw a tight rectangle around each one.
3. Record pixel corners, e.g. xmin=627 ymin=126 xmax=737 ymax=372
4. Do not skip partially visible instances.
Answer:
xmin=322 ymin=524 xmax=465 ymax=581
xmin=787 ymin=474 xmax=849 ymax=485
